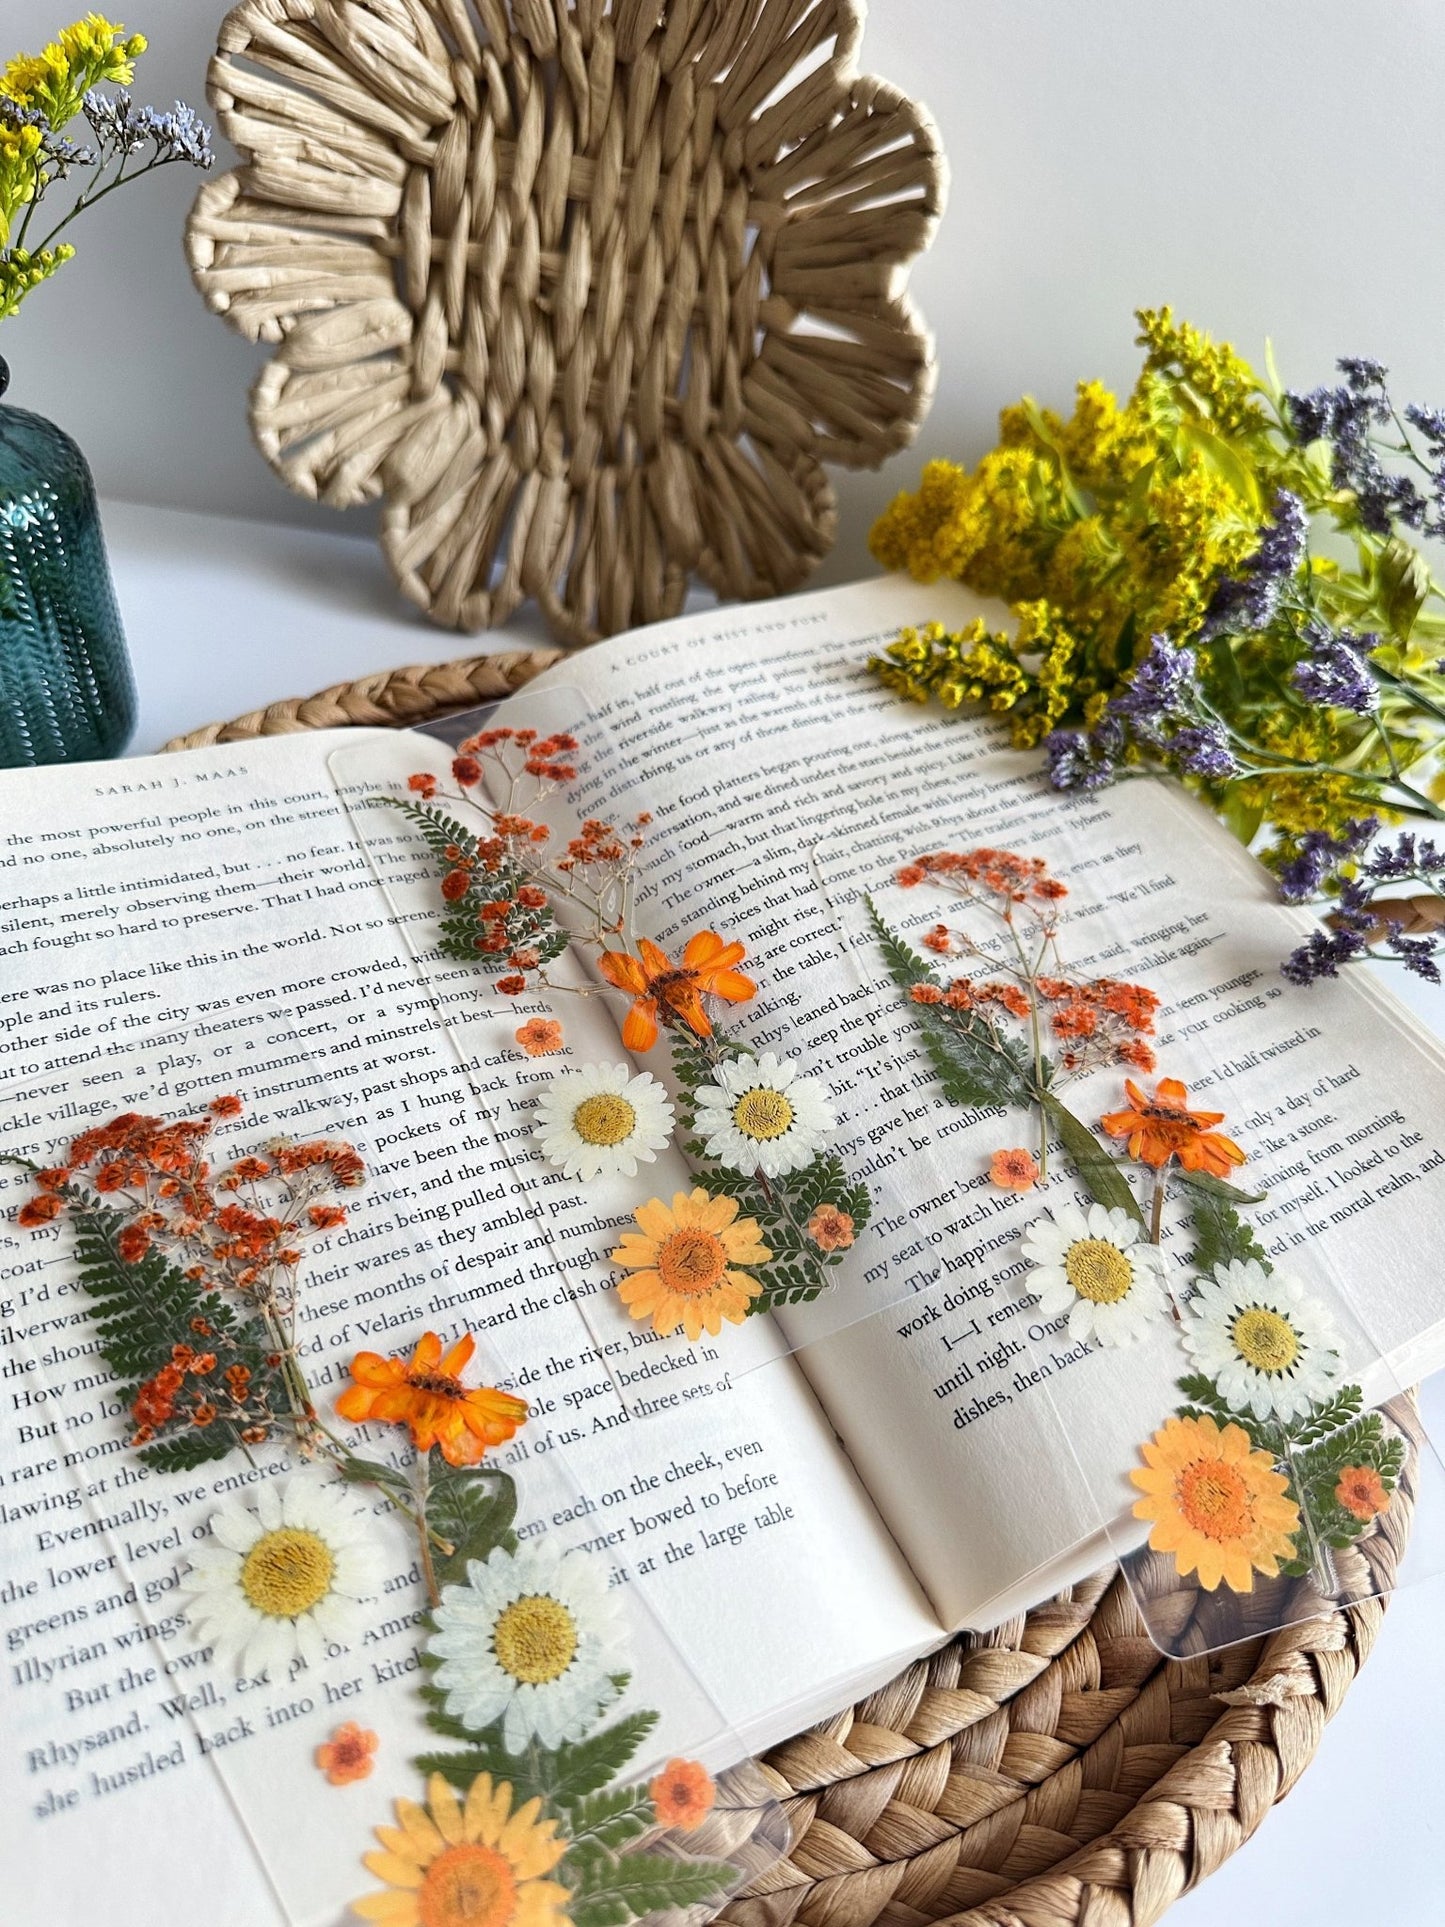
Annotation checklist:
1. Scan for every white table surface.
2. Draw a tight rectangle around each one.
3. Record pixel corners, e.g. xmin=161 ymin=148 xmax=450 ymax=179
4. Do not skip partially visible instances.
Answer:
xmin=103 ymin=497 xmax=1445 ymax=1926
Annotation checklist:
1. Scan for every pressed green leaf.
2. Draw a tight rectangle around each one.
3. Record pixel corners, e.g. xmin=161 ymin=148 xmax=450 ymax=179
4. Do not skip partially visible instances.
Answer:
xmin=867 ymin=898 xmax=1034 ymax=1109
xmin=566 ymin=1851 xmax=739 ymax=1914
xmin=419 ymin=1708 xmax=656 ymax=1803
xmin=1042 ymin=1097 xmax=1145 ymax=1224
xmin=560 ymin=1785 xmax=654 ymax=1851
xmin=1376 ymin=536 xmax=1431 ymax=642
xmin=1289 ymin=1383 xmax=1365 ymax=1448
xmin=426 ymin=1464 xmax=519 ymax=1587
xmin=1180 ymin=1178 xmax=1270 ymax=1273
xmin=60 ymin=1197 xmax=284 ymax=1468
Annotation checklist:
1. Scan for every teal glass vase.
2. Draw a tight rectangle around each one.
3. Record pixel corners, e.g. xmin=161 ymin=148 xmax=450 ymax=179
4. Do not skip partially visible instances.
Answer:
xmin=0 ymin=355 xmax=135 ymax=765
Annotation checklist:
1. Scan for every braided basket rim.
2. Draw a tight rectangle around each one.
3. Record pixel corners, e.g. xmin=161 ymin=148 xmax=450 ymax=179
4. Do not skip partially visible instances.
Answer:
xmin=165 ymin=653 xmax=1418 ymax=1927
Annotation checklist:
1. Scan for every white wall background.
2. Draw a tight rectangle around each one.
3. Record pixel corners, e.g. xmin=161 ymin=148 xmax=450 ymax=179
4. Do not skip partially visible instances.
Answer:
xmin=6 ymin=0 xmax=1445 ymax=596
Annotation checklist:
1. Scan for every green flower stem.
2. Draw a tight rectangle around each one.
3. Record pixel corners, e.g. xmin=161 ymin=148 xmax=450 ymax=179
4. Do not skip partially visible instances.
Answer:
xmin=414 ymin=1449 xmax=442 ymax=1609
xmin=1275 ymin=1423 xmax=1336 ymax=1599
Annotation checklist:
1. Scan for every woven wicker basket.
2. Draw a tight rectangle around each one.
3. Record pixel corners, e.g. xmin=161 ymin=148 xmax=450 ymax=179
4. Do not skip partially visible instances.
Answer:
xmin=165 ymin=651 xmax=1422 ymax=1927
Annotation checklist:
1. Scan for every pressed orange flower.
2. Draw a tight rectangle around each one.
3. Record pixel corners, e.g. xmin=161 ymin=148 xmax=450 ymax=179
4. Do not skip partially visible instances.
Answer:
xmin=649 ymin=1757 xmax=715 ymax=1832
xmin=17 ymin=1195 xmax=62 ymax=1228
xmin=316 ymin=1721 xmax=379 ymax=1785
xmin=610 ymin=1189 xmax=771 ymax=1341
xmin=354 ymin=1771 xmax=570 ymax=1927
xmin=1099 ymin=1076 xmax=1246 ymax=1178
xmin=597 ymin=932 xmax=756 ymax=1051
xmin=807 ymin=1203 xmax=855 ymax=1251
xmin=989 ymin=1148 xmax=1040 ymax=1192
xmin=515 ymin=1017 xmax=564 ymax=1057
xmin=337 ymin=1332 xmax=528 ymax=1467
xmin=1335 ymin=1464 xmax=1390 ymax=1522
xmin=1131 ymin=1413 xmax=1299 ymax=1591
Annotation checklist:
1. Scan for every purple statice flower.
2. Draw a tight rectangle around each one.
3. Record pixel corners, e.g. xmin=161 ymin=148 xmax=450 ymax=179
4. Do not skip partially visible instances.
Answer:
xmin=1171 ymin=722 xmax=1238 ymax=780
xmin=1108 ymin=636 xmax=1199 ymax=744
xmin=1203 ymin=488 xmax=1307 ymax=637
xmin=1281 ymin=926 xmax=1370 ymax=986
xmin=1361 ymin=830 xmax=1445 ymax=882
xmin=1339 ymin=356 xmax=1389 ymax=392
xmin=83 ymin=91 xmax=214 ymax=169
xmin=1045 ymin=717 xmax=1122 ymax=793
xmin=1405 ymin=403 xmax=1445 ymax=450
xmin=1387 ymin=934 xmax=1443 ymax=982
xmin=1276 ymin=819 xmax=1378 ymax=903
xmin=1291 ymin=625 xmax=1380 ymax=714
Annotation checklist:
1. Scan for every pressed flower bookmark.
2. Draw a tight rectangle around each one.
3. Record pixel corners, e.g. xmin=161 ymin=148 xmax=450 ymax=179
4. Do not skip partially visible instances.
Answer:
xmin=857 ymin=839 xmax=1427 ymax=1654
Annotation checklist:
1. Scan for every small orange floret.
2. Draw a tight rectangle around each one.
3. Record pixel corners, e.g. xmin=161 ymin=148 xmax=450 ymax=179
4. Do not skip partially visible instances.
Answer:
xmin=649 ymin=1758 xmax=715 ymax=1832
xmin=989 ymin=1148 xmax=1040 ymax=1192
xmin=806 ymin=1204 xmax=855 ymax=1251
xmin=597 ymin=931 xmax=755 ymax=1051
xmin=514 ymin=1017 xmax=563 ymax=1056
xmin=1099 ymin=1076 xmax=1246 ymax=1178
xmin=1335 ymin=1464 xmax=1390 ymax=1522
xmin=316 ymin=1721 xmax=379 ymax=1786
xmin=336 ymin=1330 xmax=528 ymax=1467
xmin=17 ymin=1195 xmax=62 ymax=1229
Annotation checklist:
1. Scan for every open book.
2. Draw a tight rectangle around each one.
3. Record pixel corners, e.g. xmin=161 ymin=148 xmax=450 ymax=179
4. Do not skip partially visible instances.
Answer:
xmin=3 ymin=576 xmax=1444 ymax=1926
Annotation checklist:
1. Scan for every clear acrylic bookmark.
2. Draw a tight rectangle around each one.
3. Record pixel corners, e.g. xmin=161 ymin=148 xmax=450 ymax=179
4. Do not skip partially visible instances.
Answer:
xmin=0 ymin=1003 xmax=786 ymax=1926
xmin=322 ymin=687 xmax=934 ymax=1420
xmin=806 ymin=801 xmax=1445 ymax=1654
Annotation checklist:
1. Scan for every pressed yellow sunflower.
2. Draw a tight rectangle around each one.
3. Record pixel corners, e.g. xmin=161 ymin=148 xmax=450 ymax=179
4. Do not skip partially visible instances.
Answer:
xmin=355 ymin=1770 xmax=571 ymax=1927
xmin=1131 ymin=1413 xmax=1300 ymax=1592
xmin=610 ymin=1189 xmax=770 ymax=1341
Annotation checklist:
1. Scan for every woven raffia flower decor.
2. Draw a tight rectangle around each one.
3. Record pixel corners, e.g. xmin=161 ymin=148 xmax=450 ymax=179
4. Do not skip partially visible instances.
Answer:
xmin=185 ymin=0 xmax=946 ymax=641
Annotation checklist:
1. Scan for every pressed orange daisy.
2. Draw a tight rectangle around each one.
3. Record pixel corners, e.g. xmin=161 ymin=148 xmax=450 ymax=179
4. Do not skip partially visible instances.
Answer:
xmin=316 ymin=1721 xmax=379 ymax=1785
xmin=337 ymin=1332 xmax=528 ymax=1468
xmin=610 ymin=1189 xmax=770 ymax=1341
xmin=596 ymin=932 xmax=756 ymax=1051
xmin=1335 ymin=1463 xmax=1390 ymax=1522
xmin=354 ymin=1770 xmax=571 ymax=1927
xmin=515 ymin=1018 xmax=564 ymax=1057
xmin=1099 ymin=1076 xmax=1246 ymax=1178
xmin=649 ymin=1757 xmax=716 ymax=1832
xmin=989 ymin=1148 xmax=1040 ymax=1192
xmin=806 ymin=1203 xmax=856 ymax=1251
xmin=1130 ymin=1413 xmax=1299 ymax=1591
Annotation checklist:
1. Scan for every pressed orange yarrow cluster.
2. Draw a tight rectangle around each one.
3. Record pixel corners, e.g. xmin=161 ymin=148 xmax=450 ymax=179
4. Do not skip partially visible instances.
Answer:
xmin=898 ymin=846 xmax=1159 ymax=1096
xmin=16 ymin=1098 xmax=364 ymax=1453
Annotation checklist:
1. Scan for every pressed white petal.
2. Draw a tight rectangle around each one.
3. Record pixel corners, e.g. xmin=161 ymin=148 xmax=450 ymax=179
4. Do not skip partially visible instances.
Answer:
xmin=210 ymin=1504 xmax=264 ymax=1554
xmin=254 ymin=1482 xmax=284 ymax=1532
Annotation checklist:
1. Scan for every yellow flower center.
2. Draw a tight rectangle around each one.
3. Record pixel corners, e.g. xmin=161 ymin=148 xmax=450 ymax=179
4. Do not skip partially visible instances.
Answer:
xmin=732 ymin=1088 xmax=794 ymax=1141
xmin=239 ymin=1527 xmax=335 ymax=1618
xmin=492 ymin=1593 xmax=579 ymax=1685
xmin=1063 ymin=1238 xmax=1134 ymax=1304
xmin=656 ymin=1226 xmax=728 ymax=1296
xmin=1177 ymin=1458 xmax=1252 ymax=1542
xmin=1231 ymin=1306 xmax=1300 ymax=1374
xmin=572 ymin=1092 xmax=637 ymax=1147
xmin=418 ymin=1841 xmax=518 ymax=1927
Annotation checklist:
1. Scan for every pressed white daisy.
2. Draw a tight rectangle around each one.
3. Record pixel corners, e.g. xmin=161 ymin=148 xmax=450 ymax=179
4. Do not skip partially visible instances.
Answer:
xmin=1019 ymin=1202 xmax=1169 ymax=1347
xmin=427 ymin=1541 xmax=624 ymax=1752
xmin=533 ymin=1062 xmax=674 ymax=1181
xmin=694 ymin=1052 xmax=835 ymax=1177
xmin=180 ymin=1472 xmax=385 ymax=1676
xmin=1182 ymin=1258 xmax=1341 ymax=1422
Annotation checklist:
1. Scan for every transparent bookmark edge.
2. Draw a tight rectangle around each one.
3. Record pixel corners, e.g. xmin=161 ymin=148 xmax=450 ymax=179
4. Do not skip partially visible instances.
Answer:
xmin=805 ymin=813 xmax=1444 ymax=1656
xmin=323 ymin=684 xmax=916 ymax=1419
xmin=0 ymin=1001 xmax=785 ymax=1927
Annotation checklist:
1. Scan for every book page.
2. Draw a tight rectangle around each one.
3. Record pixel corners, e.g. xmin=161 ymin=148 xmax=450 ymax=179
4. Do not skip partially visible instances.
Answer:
xmin=482 ymin=576 xmax=1445 ymax=1628
xmin=0 ymin=734 xmax=938 ymax=1927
